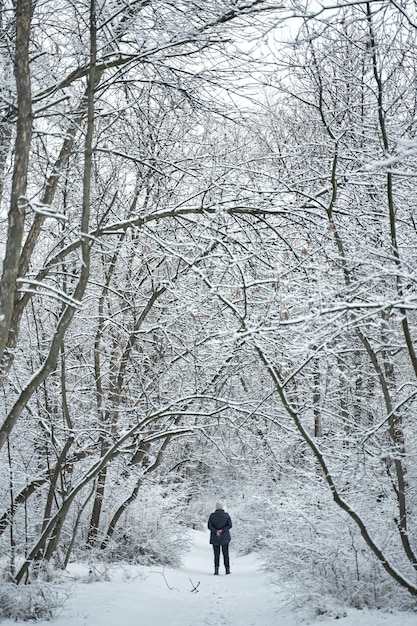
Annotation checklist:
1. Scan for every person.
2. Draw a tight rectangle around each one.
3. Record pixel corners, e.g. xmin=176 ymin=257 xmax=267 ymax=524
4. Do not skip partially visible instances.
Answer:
xmin=208 ymin=501 xmax=232 ymax=575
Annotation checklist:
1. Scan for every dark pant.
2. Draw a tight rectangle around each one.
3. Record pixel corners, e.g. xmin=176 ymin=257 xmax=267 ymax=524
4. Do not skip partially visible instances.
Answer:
xmin=213 ymin=543 xmax=230 ymax=569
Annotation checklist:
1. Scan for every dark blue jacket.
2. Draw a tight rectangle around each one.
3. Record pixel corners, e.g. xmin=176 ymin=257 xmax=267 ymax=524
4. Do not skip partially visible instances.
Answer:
xmin=208 ymin=509 xmax=232 ymax=545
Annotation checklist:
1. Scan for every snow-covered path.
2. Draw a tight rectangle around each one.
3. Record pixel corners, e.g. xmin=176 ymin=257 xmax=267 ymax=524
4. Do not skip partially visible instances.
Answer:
xmin=3 ymin=530 xmax=417 ymax=625
xmin=169 ymin=530 xmax=281 ymax=626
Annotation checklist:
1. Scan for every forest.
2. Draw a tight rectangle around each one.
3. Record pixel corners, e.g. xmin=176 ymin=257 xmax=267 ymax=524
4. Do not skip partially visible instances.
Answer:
xmin=1 ymin=0 xmax=417 ymax=619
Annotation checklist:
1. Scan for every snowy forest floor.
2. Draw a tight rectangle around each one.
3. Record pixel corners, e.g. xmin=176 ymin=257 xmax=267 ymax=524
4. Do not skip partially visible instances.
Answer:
xmin=2 ymin=530 xmax=417 ymax=626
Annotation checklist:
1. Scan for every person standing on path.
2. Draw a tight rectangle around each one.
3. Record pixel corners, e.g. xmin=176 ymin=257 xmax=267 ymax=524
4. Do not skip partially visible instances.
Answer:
xmin=208 ymin=501 xmax=232 ymax=575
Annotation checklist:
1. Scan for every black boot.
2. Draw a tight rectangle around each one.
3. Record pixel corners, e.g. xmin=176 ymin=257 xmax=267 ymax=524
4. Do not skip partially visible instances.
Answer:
xmin=225 ymin=567 xmax=230 ymax=575
xmin=214 ymin=566 xmax=219 ymax=575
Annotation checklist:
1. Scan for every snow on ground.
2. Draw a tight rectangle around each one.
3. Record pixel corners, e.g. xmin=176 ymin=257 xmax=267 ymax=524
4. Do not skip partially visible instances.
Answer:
xmin=2 ymin=530 xmax=417 ymax=626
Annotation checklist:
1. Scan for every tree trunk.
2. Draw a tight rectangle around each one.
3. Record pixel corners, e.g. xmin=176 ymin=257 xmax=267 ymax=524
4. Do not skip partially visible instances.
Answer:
xmin=0 ymin=0 xmax=33 ymax=361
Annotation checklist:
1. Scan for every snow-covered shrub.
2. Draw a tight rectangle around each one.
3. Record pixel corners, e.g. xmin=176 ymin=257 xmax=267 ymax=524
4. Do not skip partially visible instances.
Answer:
xmin=90 ymin=481 xmax=188 ymax=568
xmin=97 ymin=522 xmax=185 ymax=567
xmin=0 ymin=582 xmax=65 ymax=622
xmin=251 ymin=481 xmax=416 ymax=614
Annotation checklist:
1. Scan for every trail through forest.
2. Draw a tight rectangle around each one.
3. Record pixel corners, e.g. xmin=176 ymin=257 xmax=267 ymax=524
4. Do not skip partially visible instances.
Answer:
xmin=3 ymin=530 xmax=417 ymax=626
xmin=2 ymin=531 xmax=416 ymax=626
